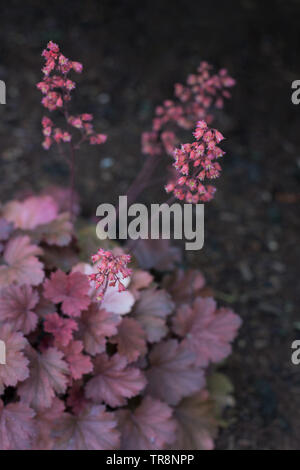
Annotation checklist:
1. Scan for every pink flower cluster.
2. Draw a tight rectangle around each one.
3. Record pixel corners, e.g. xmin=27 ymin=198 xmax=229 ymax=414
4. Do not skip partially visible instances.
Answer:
xmin=37 ymin=41 xmax=106 ymax=150
xmin=0 ymin=45 xmax=240 ymax=450
xmin=165 ymin=120 xmax=225 ymax=203
xmin=0 ymin=193 xmax=241 ymax=450
xmin=141 ymin=61 xmax=235 ymax=158
xmin=88 ymin=249 xmax=132 ymax=300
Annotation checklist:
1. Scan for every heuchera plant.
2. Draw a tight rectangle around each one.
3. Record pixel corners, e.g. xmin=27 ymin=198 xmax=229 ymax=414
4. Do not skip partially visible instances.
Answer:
xmin=0 ymin=42 xmax=241 ymax=450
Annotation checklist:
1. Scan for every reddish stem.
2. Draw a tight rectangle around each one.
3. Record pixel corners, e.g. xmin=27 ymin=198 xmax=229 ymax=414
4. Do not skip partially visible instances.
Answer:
xmin=69 ymin=142 xmax=76 ymax=221
xmin=125 ymin=153 xmax=161 ymax=205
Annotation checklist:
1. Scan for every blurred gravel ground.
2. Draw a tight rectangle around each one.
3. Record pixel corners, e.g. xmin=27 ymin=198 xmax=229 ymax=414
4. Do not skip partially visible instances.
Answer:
xmin=0 ymin=0 xmax=300 ymax=449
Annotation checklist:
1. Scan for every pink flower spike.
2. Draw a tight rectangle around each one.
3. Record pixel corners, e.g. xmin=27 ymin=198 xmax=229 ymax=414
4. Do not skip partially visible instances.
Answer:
xmin=89 ymin=249 xmax=132 ymax=302
xmin=165 ymin=122 xmax=226 ymax=203
xmin=38 ymin=43 xmax=107 ymax=155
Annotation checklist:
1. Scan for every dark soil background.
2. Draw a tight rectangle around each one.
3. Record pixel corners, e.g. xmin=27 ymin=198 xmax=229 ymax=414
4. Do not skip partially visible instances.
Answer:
xmin=0 ymin=0 xmax=300 ymax=449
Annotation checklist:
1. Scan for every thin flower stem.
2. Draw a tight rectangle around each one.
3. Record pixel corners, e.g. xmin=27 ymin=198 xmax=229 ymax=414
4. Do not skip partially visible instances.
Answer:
xmin=69 ymin=142 xmax=76 ymax=221
xmin=57 ymin=142 xmax=71 ymax=166
xmin=142 ymin=176 xmax=167 ymax=189
xmin=125 ymin=154 xmax=160 ymax=206
xmin=111 ymin=153 xmax=161 ymax=229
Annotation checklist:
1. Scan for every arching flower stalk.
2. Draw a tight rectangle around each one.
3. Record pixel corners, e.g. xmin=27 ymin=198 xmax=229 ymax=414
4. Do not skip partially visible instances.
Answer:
xmin=37 ymin=41 xmax=107 ymax=218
